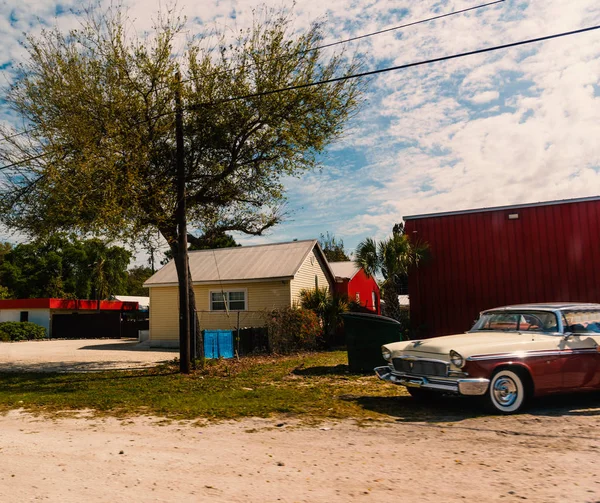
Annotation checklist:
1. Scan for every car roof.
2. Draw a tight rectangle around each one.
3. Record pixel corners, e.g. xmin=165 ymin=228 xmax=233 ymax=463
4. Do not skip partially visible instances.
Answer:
xmin=483 ymin=303 xmax=600 ymax=313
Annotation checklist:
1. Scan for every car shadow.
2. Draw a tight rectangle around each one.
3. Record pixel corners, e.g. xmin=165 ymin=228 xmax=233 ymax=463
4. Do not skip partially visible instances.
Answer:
xmin=526 ymin=391 xmax=600 ymax=416
xmin=344 ymin=393 xmax=485 ymax=422
xmin=344 ymin=390 xmax=600 ymax=423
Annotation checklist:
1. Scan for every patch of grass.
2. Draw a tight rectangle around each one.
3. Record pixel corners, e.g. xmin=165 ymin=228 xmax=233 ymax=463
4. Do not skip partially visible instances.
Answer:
xmin=0 ymin=352 xmax=407 ymax=420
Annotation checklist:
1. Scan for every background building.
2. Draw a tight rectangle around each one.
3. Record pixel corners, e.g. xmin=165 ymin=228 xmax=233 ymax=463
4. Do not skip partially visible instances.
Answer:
xmin=404 ymin=196 xmax=600 ymax=338
xmin=330 ymin=261 xmax=380 ymax=314
xmin=144 ymin=240 xmax=334 ymax=347
xmin=0 ymin=298 xmax=140 ymax=338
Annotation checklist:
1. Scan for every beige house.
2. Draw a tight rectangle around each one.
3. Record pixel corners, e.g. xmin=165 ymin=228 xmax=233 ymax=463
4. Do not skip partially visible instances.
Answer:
xmin=143 ymin=240 xmax=334 ymax=347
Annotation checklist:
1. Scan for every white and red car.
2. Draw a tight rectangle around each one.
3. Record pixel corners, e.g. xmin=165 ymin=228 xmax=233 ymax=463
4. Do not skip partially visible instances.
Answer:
xmin=375 ymin=303 xmax=600 ymax=413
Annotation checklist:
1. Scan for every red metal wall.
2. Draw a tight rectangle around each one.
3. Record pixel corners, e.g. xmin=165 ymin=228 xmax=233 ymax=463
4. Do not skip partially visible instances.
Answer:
xmin=404 ymin=198 xmax=600 ymax=338
xmin=333 ymin=269 xmax=381 ymax=314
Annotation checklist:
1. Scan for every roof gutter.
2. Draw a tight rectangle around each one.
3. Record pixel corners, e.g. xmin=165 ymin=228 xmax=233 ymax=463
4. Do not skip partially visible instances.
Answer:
xmin=403 ymin=195 xmax=600 ymax=221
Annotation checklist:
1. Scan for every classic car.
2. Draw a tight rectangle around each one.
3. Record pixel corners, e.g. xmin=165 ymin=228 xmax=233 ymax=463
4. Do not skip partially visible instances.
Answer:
xmin=375 ymin=303 xmax=600 ymax=414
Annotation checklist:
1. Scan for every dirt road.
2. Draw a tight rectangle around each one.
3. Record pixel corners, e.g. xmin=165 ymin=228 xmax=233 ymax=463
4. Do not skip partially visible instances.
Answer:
xmin=1 ymin=405 xmax=599 ymax=503
xmin=0 ymin=339 xmax=177 ymax=372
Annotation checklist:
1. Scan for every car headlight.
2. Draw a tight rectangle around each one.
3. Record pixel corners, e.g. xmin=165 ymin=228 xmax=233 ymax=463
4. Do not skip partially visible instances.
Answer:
xmin=381 ymin=346 xmax=392 ymax=362
xmin=449 ymin=350 xmax=465 ymax=368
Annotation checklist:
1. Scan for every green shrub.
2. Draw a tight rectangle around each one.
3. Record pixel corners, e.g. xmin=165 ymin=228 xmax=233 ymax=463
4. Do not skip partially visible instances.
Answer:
xmin=299 ymin=287 xmax=350 ymax=347
xmin=0 ymin=321 xmax=47 ymax=341
xmin=265 ymin=307 xmax=322 ymax=354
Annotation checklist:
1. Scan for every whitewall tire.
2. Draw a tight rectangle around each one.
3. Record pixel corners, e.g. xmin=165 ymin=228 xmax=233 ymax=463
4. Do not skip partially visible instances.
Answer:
xmin=485 ymin=369 xmax=528 ymax=414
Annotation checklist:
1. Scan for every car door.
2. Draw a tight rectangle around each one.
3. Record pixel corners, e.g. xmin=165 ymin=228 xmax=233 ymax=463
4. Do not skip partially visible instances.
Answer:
xmin=560 ymin=334 xmax=600 ymax=389
xmin=525 ymin=333 xmax=564 ymax=393
xmin=517 ymin=314 xmax=564 ymax=393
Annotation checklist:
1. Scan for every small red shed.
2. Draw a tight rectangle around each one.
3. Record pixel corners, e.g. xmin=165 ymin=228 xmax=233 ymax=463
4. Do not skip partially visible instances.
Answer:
xmin=404 ymin=196 xmax=600 ymax=338
xmin=329 ymin=261 xmax=381 ymax=314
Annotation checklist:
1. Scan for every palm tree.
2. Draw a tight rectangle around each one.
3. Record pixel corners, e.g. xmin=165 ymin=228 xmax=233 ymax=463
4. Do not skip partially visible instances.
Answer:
xmin=299 ymin=287 xmax=350 ymax=346
xmin=354 ymin=231 xmax=429 ymax=321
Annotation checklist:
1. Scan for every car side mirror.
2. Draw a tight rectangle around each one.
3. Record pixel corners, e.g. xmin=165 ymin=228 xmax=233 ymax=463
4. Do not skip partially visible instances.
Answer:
xmin=563 ymin=332 xmax=573 ymax=340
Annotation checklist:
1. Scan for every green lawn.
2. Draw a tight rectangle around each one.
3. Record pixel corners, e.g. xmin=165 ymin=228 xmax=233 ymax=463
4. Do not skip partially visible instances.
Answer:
xmin=0 ymin=351 xmax=407 ymax=420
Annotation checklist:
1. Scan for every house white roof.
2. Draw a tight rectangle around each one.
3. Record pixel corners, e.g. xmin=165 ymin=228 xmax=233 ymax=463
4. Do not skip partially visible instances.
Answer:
xmin=329 ymin=261 xmax=360 ymax=280
xmin=144 ymin=240 xmax=333 ymax=286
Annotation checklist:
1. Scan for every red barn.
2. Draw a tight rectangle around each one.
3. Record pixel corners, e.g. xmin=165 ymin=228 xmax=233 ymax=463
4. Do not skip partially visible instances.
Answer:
xmin=404 ymin=196 xmax=600 ymax=338
xmin=329 ymin=262 xmax=381 ymax=314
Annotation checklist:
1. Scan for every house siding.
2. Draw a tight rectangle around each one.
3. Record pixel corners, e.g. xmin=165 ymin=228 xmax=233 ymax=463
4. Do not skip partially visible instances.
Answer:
xmin=149 ymin=286 xmax=179 ymax=343
xmin=290 ymin=249 xmax=332 ymax=304
xmin=149 ymin=281 xmax=291 ymax=345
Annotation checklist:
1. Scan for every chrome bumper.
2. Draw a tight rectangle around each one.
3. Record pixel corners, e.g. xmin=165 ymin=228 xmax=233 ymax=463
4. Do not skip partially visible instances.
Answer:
xmin=374 ymin=366 xmax=489 ymax=396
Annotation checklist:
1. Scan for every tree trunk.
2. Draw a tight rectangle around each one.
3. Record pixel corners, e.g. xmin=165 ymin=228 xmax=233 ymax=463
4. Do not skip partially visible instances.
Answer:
xmin=381 ymin=284 xmax=403 ymax=323
xmin=174 ymin=70 xmax=191 ymax=374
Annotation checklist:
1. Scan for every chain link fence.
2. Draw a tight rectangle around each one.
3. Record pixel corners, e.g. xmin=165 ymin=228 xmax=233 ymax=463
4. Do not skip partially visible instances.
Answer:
xmin=196 ymin=310 xmax=269 ymax=355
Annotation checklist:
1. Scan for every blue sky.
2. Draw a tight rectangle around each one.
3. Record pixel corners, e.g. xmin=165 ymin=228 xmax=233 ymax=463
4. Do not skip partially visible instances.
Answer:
xmin=1 ymin=0 xmax=599 ymax=263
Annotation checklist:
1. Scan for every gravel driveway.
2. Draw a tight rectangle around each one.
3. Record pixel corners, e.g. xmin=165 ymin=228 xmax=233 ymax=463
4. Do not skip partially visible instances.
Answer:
xmin=0 ymin=339 xmax=178 ymax=372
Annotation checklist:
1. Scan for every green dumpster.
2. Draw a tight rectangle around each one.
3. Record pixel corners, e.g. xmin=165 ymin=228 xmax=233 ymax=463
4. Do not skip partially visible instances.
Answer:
xmin=341 ymin=313 xmax=407 ymax=372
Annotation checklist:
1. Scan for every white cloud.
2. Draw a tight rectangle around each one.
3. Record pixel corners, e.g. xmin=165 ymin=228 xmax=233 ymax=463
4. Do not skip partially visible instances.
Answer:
xmin=467 ymin=90 xmax=499 ymax=104
xmin=1 ymin=0 xmax=599 ymax=258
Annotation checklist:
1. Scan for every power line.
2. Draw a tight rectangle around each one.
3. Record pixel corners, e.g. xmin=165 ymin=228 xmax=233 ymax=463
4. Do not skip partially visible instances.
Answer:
xmin=2 ymin=24 xmax=598 ymax=172
xmin=304 ymin=0 xmax=505 ymax=53
xmin=0 ymin=152 xmax=48 ymax=171
xmin=0 ymin=0 xmax=503 ymax=144
xmin=0 ymin=128 xmax=36 ymax=141
xmin=176 ymin=0 xmax=505 ymax=86
xmin=189 ymin=24 xmax=600 ymax=108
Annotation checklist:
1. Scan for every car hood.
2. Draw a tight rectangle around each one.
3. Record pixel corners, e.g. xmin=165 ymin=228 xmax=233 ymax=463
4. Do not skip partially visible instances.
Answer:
xmin=385 ymin=331 xmax=553 ymax=360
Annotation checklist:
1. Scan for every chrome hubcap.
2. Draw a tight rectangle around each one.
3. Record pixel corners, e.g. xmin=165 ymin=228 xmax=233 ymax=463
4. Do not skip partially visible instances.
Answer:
xmin=492 ymin=376 xmax=518 ymax=407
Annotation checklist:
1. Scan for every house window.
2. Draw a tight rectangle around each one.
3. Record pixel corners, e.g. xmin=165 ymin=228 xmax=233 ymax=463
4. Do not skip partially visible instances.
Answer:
xmin=315 ymin=275 xmax=319 ymax=289
xmin=210 ymin=290 xmax=246 ymax=311
xmin=372 ymin=292 xmax=377 ymax=311
xmin=355 ymin=292 xmax=360 ymax=303
xmin=20 ymin=311 xmax=29 ymax=322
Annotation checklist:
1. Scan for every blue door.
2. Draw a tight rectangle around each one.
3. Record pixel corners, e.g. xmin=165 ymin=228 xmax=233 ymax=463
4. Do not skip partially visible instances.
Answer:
xmin=204 ymin=330 xmax=234 ymax=359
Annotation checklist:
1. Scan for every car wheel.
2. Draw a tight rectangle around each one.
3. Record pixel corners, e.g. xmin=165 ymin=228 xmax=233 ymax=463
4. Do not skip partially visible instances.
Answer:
xmin=406 ymin=387 xmax=431 ymax=401
xmin=485 ymin=368 xmax=528 ymax=414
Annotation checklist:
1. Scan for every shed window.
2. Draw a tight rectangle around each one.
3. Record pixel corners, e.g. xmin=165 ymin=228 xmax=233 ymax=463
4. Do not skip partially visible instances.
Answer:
xmin=372 ymin=292 xmax=377 ymax=310
xmin=210 ymin=291 xmax=246 ymax=311
xmin=20 ymin=311 xmax=29 ymax=322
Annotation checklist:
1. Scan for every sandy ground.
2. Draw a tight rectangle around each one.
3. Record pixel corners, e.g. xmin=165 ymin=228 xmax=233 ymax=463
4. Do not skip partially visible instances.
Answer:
xmin=1 ymin=341 xmax=599 ymax=502
xmin=0 ymin=339 xmax=177 ymax=372
xmin=0 ymin=407 xmax=599 ymax=503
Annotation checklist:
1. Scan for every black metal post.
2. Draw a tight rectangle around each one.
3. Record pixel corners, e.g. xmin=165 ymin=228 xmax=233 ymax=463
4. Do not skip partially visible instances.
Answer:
xmin=175 ymin=71 xmax=191 ymax=373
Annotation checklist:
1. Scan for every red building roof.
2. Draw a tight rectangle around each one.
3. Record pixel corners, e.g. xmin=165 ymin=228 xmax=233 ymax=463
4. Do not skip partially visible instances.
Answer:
xmin=0 ymin=298 xmax=139 ymax=311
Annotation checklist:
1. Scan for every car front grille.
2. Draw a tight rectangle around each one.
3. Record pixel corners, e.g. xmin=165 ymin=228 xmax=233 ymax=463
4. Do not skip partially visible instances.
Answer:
xmin=392 ymin=358 xmax=448 ymax=377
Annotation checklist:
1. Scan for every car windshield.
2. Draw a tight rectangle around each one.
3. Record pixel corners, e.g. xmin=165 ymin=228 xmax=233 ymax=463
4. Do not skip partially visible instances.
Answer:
xmin=562 ymin=310 xmax=600 ymax=334
xmin=471 ymin=311 xmax=559 ymax=333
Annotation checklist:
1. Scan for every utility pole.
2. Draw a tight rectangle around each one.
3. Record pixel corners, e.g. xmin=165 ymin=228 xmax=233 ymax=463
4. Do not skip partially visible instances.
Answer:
xmin=175 ymin=71 xmax=191 ymax=373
